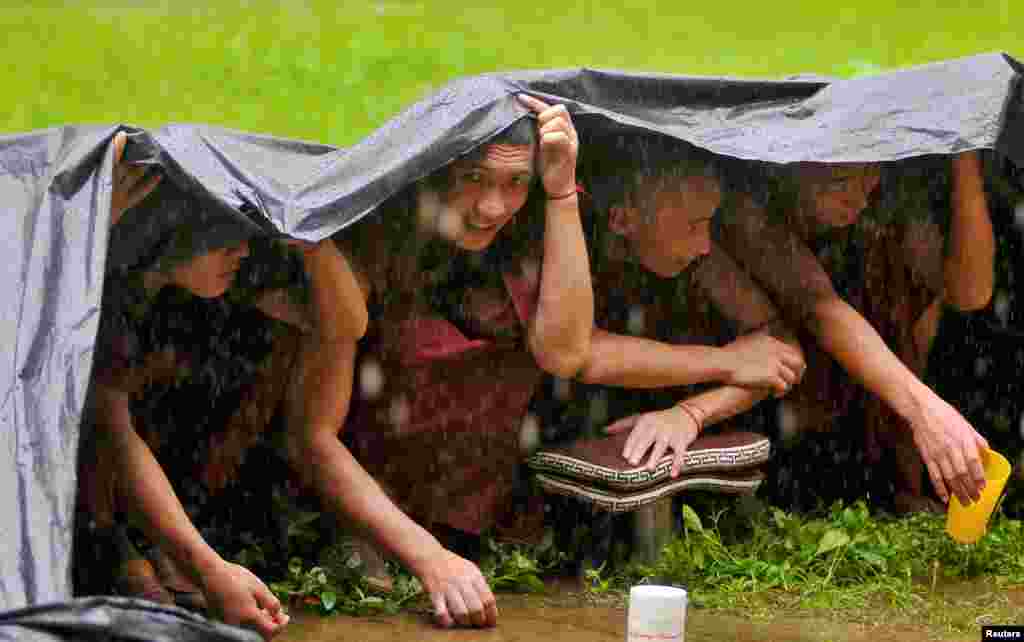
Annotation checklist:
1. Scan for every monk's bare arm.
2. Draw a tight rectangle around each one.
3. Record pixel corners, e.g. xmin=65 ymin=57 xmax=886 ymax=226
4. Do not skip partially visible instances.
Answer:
xmin=943 ymin=151 xmax=995 ymax=311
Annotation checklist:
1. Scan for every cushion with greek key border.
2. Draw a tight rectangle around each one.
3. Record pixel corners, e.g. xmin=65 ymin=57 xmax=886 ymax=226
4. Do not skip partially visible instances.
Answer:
xmin=527 ymin=430 xmax=770 ymax=492
xmin=533 ymin=468 xmax=765 ymax=513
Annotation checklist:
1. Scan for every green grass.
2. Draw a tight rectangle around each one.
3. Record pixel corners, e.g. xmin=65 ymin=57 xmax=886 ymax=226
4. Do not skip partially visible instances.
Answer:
xmin=3 ymin=1 xmax=1020 ymax=145
xmin=264 ymin=496 xmax=1024 ymax=635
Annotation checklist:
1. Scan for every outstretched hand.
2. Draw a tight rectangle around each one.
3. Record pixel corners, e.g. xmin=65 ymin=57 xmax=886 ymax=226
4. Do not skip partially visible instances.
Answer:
xmin=910 ymin=389 xmax=989 ymax=506
xmin=411 ymin=547 xmax=498 ymax=629
xmin=516 ymin=94 xmax=579 ymax=198
xmin=110 ymin=131 xmax=162 ymax=226
xmin=201 ymin=559 xmax=289 ymax=640
xmin=605 ymin=406 xmax=701 ymax=478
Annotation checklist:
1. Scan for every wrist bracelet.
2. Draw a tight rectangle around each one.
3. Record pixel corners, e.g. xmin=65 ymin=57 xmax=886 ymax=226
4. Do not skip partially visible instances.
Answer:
xmin=676 ymin=401 xmax=705 ymax=433
xmin=546 ymin=188 xmax=578 ymax=201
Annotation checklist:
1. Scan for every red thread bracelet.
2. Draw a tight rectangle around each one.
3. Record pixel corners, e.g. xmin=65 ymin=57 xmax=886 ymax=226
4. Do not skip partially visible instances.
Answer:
xmin=546 ymin=188 xmax=579 ymax=201
xmin=676 ymin=401 xmax=705 ymax=433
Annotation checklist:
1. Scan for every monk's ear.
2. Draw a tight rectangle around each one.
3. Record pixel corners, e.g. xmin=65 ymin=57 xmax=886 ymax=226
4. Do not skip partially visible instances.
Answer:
xmin=608 ymin=205 xmax=636 ymax=238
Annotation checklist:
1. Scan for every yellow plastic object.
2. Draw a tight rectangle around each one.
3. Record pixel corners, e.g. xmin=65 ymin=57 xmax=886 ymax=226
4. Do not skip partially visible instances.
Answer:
xmin=945 ymin=449 xmax=1011 ymax=544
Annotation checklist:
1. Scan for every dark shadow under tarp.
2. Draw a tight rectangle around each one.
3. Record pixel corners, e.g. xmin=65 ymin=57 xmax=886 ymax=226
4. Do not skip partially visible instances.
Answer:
xmin=1 ymin=52 xmax=1020 ymax=636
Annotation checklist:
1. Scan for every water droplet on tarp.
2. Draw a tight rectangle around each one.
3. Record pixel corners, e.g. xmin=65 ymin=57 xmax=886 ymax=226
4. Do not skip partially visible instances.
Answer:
xmin=359 ymin=359 xmax=384 ymax=399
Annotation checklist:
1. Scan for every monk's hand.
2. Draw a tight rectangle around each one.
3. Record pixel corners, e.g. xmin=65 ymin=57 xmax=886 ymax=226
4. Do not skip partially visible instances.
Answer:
xmin=410 ymin=546 xmax=498 ymax=629
xmin=605 ymin=406 xmax=700 ymax=479
xmin=201 ymin=558 xmax=289 ymax=640
xmin=516 ymin=94 xmax=578 ymax=199
xmin=909 ymin=389 xmax=989 ymax=506
xmin=110 ymin=131 xmax=162 ymax=226
xmin=721 ymin=332 xmax=805 ymax=396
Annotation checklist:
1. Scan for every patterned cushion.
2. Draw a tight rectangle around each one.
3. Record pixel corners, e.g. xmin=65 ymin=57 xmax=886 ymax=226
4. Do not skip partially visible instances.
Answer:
xmin=534 ymin=468 xmax=766 ymax=513
xmin=527 ymin=430 xmax=771 ymax=492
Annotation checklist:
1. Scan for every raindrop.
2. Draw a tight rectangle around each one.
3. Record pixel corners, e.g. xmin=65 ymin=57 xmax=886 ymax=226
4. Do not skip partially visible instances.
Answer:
xmin=627 ymin=305 xmax=646 ymax=336
xmin=777 ymin=401 xmax=799 ymax=443
xmin=389 ymin=395 xmax=410 ymax=428
xmin=588 ymin=392 xmax=609 ymax=428
xmin=436 ymin=207 xmax=462 ymax=242
xmin=359 ymin=359 xmax=385 ymax=400
xmin=974 ymin=357 xmax=989 ymax=378
xmin=416 ymin=188 xmax=443 ymax=234
xmin=553 ymin=377 xmax=572 ymax=401
xmin=1014 ymin=200 xmax=1024 ymax=231
xmin=521 ymin=258 xmax=540 ymax=285
xmin=519 ymin=413 xmax=541 ymax=454
xmin=994 ymin=291 xmax=1010 ymax=326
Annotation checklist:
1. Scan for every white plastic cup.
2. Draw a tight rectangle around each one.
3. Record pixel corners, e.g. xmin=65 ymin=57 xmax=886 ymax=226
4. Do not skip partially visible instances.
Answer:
xmin=627 ymin=585 xmax=688 ymax=641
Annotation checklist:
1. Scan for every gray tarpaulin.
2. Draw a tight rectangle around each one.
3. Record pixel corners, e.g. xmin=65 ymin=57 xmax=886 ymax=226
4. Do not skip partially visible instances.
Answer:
xmin=0 ymin=52 xmax=1019 ymax=636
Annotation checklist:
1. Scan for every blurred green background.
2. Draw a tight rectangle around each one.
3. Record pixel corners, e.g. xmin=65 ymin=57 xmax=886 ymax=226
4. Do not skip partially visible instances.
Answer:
xmin=2 ymin=1 xmax=1019 ymax=145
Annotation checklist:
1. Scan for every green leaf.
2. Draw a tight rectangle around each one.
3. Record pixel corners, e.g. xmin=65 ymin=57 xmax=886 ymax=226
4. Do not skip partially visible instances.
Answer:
xmin=518 ymin=575 xmax=546 ymax=593
xmin=692 ymin=546 xmax=706 ymax=570
xmin=682 ymin=504 xmax=704 ymax=533
xmin=855 ymin=550 xmax=886 ymax=567
xmin=816 ymin=529 xmax=851 ymax=557
xmin=320 ymin=590 xmax=337 ymax=611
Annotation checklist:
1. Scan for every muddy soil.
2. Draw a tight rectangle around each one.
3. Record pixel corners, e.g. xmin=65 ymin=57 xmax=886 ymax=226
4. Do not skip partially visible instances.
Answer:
xmin=276 ymin=585 xmax=1001 ymax=642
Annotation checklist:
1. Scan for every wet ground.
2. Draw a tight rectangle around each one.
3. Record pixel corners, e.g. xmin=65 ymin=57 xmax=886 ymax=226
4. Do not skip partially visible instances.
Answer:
xmin=276 ymin=582 xmax=1016 ymax=642
xmin=280 ymin=607 xmax=970 ymax=642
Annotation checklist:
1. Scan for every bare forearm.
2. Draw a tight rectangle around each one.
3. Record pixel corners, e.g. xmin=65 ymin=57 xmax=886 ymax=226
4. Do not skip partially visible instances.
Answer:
xmin=530 ymin=194 xmax=594 ymax=377
xmin=298 ymin=431 xmax=445 ymax=575
xmin=295 ymin=337 xmax=359 ymax=437
xmin=811 ymin=297 xmax=929 ymax=423
xmin=286 ymin=337 xmax=447 ymax=576
xmin=578 ymin=329 xmax=729 ymax=388
xmin=681 ymin=384 xmax=768 ymax=429
xmin=945 ymin=152 xmax=995 ymax=310
xmin=95 ymin=389 xmax=221 ymax=578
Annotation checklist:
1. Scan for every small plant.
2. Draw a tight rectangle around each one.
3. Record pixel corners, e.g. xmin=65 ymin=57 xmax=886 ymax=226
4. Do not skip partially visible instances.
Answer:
xmin=647 ymin=497 xmax=1024 ymax=611
xmin=270 ymin=551 xmax=424 ymax=616
xmin=479 ymin=531 xmax=567 ymax=593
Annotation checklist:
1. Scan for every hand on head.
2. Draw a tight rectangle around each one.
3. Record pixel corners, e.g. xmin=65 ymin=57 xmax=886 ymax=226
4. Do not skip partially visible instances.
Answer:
xmin=516 ymin=94 xmax=579 ymax=198
xmin=110 ymin=131 xmax=162 ymax=226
